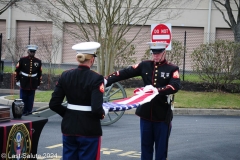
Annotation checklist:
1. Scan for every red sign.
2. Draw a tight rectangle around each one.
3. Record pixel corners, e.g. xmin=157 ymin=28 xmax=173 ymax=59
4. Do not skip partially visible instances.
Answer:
xmin=151 ymin=24 xmax=172 ymax=48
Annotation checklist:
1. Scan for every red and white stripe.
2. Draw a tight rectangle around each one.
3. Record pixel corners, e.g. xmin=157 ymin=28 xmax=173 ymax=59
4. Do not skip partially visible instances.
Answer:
xmin=113 ymin=86 xmax=159 ymax=105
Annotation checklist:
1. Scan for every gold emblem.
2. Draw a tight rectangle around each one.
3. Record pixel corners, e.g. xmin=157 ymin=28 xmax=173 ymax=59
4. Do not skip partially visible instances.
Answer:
xmin=6 ymin=123 xmax=31 ymax=160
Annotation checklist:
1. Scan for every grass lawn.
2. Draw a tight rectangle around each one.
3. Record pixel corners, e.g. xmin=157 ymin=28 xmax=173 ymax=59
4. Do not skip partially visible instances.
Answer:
xmin=174 ymin=90 xmax=240 ymax=109
xmin=4 ymin=66 xmax=65 ymax=75
xmin=6 ymin=88 xmax=240 ymax=110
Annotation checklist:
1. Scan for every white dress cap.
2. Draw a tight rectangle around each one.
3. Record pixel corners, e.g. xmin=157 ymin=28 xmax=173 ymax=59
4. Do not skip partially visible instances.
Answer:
xmin=72 ymin=42 xmax=101 ymax=54
xmin=26 ymin=45 xmax=38 ymax=51
xmin=147 ymin=42 xmax=168 ymax=49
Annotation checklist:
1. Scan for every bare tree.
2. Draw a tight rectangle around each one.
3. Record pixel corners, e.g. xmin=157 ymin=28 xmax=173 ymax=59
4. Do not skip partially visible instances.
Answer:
xmin=213 ymin=0 xmax=240 ymax=76
xmin=0 ymin=0 xmax=19 ymax=15
xmin=17 ymin=0 xmax=191 ymax=75
xmin=32 ymin=33 xmax=62 ymax=89
xmin=33 ymin=33 xmax=62 ymax=75
xmin=213 ymin=0 xmax=240 ymax=42
xmin=114 ymin=38 xmax=137 ymax=71
xmin=3 ymin=37 xmax=27 ymax=66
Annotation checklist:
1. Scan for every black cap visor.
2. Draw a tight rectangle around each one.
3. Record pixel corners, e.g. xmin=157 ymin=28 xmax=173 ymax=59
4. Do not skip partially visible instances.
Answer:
xmin=151 ymin=49 xmax=165 ymax=54
xmin=29 ymin=50 xmax=36 ymax=53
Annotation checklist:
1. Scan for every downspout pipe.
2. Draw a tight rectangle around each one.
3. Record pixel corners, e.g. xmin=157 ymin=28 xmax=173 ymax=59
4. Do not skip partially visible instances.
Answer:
xmin=7 ymin=6 xmax=12 ymax=40
xmin=207 ymin=0 xmax=212 ymax=43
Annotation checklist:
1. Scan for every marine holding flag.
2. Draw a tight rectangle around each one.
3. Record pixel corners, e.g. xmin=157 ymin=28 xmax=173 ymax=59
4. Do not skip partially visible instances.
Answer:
xmin=49 ymin=42 xmax=107 ymax=160
xmin=105 ymin=42 xmax=181 ymax=160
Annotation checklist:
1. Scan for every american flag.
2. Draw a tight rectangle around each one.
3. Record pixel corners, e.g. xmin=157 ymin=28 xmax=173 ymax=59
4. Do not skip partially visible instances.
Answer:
xmin=103 ymin=85 xmax=159 ymax=112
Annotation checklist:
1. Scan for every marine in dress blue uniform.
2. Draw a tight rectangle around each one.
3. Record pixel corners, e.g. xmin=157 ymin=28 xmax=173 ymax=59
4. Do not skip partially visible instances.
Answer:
xmin=15 ymin=45 xmax=42 ymax=115
xmin=105 ymin=42 xmax=181 ymax=160
xmin=49 ymin=42 xmax=107 ymax=160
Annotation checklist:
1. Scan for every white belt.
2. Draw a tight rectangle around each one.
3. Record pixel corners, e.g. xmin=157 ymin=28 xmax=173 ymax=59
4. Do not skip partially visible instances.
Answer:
xmin=67 ymin=104 xmax=92 ymax=111
xmin=21 ymin=72 xmax=37 ymax=77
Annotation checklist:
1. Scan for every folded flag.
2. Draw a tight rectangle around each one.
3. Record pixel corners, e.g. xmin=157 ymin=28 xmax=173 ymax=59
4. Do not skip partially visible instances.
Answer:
xmin=103 ymin=85 xmax=159 ymax=112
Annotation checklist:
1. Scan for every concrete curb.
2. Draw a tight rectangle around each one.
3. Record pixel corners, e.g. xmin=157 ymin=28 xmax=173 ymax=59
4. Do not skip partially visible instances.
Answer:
xmin=0 ymin=89 xmax=19 ymax=94
xmin=173 ymin=108 xmax=240 ymax=116
xmin=0 ymin=89 xmax=48 ymax=107
xmin=124 ymin=108 xmax=240 ymax=116
xmin=0 ymin=95 xmax=49 ymax=108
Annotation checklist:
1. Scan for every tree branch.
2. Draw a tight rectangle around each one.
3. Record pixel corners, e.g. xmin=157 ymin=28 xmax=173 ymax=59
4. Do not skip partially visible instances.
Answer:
xmin=213 ymin=0 xmax=233 ymax=28
xmin=235 ymin=0 xmax=240 ymax=24
xmin=0 ymin=0 xmax=18 ymax=15
xmin=224 ymin=0 xmax=237 ymax=28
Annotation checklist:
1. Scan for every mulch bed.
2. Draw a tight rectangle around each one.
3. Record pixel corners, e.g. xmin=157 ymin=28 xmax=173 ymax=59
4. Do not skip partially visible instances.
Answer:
xmin=0 ymin=73 xmax=239 ymax=93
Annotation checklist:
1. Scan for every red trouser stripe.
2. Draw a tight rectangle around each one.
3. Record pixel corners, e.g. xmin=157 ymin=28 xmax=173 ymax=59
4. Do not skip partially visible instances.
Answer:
xmin=96 ymin=137 xmax=101 ymax=160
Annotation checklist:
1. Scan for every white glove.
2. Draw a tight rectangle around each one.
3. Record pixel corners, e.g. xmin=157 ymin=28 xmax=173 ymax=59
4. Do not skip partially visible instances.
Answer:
xmin=104 ymin=79 xmax=108 ymax=85
xmin=103 ymin=107 xmax=109 ymax=115
xmin=16 ymin=81 xmax=20 ymax=87
xmin=143 ymin=85 xmax=155 ymax=92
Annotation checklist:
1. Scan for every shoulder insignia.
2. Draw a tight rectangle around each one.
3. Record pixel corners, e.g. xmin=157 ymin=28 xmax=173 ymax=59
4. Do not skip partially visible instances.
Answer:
xmin=132 ymin=63 xmax=139 ymax=69
xmin=173 ymin=70 xmax=179 ymax=78
xmin=99 ymin=83 xmax=104 ymax=93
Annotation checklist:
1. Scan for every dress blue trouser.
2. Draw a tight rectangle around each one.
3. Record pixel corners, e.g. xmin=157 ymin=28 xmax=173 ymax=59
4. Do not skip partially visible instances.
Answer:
xmin=20 ymin=89 xmax=35 ymax=114
xmin=140 ymin=118 xmax=171 ymax=160
xmin=62 ymin=135 xmax=101 ymax=160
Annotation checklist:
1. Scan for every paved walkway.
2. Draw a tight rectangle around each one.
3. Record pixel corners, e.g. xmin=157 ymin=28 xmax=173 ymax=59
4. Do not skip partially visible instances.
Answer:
xmin=1 ymin=89 xmax=240 ymax=116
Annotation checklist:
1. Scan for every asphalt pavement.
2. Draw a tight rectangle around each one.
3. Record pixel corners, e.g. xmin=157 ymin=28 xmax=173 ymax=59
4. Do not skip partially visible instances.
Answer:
xmin=38 ymin=114 xmax=240 ymax=160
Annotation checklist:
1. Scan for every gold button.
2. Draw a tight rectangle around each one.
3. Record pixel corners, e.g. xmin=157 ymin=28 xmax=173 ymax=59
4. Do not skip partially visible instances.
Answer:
xmin=155 ymin=79 xmax=157 ymax=81
xmin=154 ymin=83 xmax=156 ymax=85
xmin=155 ymin=66 xmax=157 ymax=68
xmin=155 ymin=74 xmax=157 ymax=76
xmin=146 ymin=73 xmax=148 ymax=75
xmin=30 ymin=72 xmax=32 ymax=73
xmin=155 ymin=70 xmax=158 ymax=72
